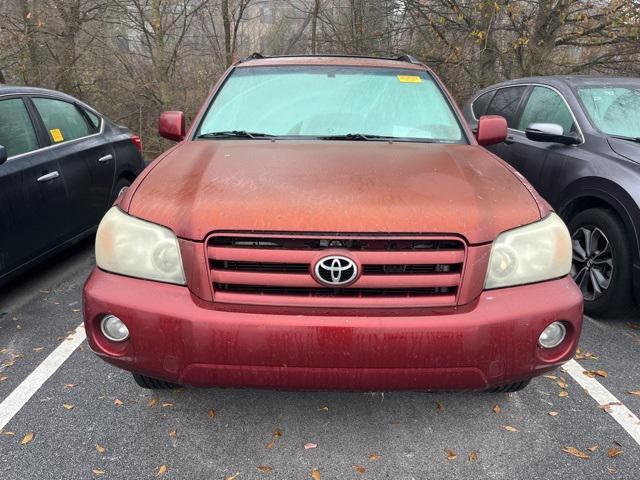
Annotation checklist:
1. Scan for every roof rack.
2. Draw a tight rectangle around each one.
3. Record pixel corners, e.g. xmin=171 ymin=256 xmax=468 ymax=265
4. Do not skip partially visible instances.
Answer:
xmin=240 ymin=53 xmax=423 ymax=65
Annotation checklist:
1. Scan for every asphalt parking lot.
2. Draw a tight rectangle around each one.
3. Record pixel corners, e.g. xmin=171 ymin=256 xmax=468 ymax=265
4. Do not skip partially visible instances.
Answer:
xmin=1 ymin=241 xmax=639 ymax=479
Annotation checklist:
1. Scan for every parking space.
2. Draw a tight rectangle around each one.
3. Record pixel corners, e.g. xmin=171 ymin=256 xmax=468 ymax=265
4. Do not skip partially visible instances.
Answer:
xmin=1 ymin=250 xmax=639 ymax=479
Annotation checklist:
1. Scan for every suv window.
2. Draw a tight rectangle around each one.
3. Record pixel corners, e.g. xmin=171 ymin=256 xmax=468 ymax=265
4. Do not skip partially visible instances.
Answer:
xmin=32 ymin=97 xmax=91 ymax=144
xmin=486 ymin=86 xmax=527 ymax=128
xmin=0 ymin=98 xmax=39 ymax=158
xmin=518 ymin=86 xmax=575 ymax=134
xmin=472 ymin=91 xmax=494 ymax=119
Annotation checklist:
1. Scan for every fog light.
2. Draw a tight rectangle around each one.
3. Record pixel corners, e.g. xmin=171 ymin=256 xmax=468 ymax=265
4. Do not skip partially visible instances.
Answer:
xmin=538 ymin=321 xmax=566 ymax=349
xmin=100 ymin=315 xmax=129 ymax=342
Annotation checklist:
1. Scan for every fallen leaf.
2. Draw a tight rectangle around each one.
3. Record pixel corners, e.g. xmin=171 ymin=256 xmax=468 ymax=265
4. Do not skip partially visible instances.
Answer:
xmin=208 ymin=408 xmax=216 ymax=418
xmin=562 ymin=446 xmax=590 ymax=459
xmin=556 ymin=379 xmax=568 ymax=389
xmin=225 ymin=474 xmax=239 ymax=480
xmin=492 ymin=404 xmax=501 ymax=413
xmin=64 ymin=383 xmax=77 ymax=388
xmin=257 ymin=465 xmax=273 ymax=473
xmin=543 ymin=374 xmax=558 ymax=380
xmin=63 ymin=403 xmax=74 ymax=410
xmin=310 ymin=469 xmax=321 ymax=480
xmin=587 ymin=445 xmax=598 ymax=452
xmin=20 ymin=432 xmax=34 ymax=445
xmin=155 ymin=465 xmax=167 ymax=476
xmin=436 ymin=400 xmax=444 ymax=411
xmin=266 ymin=429 xmax=283 ymax=449
xmin=469 ymin=451 xmax=478 ymax=461
xmin=304 ymin=442 xmax=317 ymax=450
xmin=317 ymin=406 xmax=329 ymax=412
xmin=607 ymin=447 xmax=623 ymax=458
xmin=33 ymin=347 xmax=44 ymax=352
xmin=628 ymin=390 xmax=640 ymax=396
xmin=92 ymin=468 xmax=105 ymax=476
xmin=0 ymin=376 xmax=7 ymax=382
xmin=114 ymin=399 xmax=123 ymax=407
xmin=352 ymin=464 xmax=366 ymax=474
xmin=548 ymin=411 xmax=559 ymax=417
xmin=559 ymin=390 xmax=569 ymax=398
xmin=445 ymin=449 xmax=458 ymax=460
xmin=169 ymin=429 xmax=177 ymax=438
xmin=273 ymin=429 xmax=283 ymax=437
xmin=266 ymin=438 xmax=276 ymax=449
xmin=96 ymin=444 xmax=106 ymax=453
xmin=503 ymin=425 xmax=519 ymax=432
xmin=147 ymin=398 xmax=158 ymax=407
xmin=72 ymin=308 xmax=81 ymax=313
xmin=0 ymin=431 xmax=15 ymax=435
xmin=161 ymin=402 xmax=174 ymax=408
xmin=368 ymin=453 xmax=380 ymax=461
xmin=608 ymin=466 xmax=617 ymax=473
xmin=575 ymin=351 xmax=598 ymax=360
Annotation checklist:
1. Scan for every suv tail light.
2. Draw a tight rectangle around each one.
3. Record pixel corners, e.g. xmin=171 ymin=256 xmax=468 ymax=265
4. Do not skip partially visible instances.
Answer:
xmin=131 ymin=134 xmax=143 ymax=154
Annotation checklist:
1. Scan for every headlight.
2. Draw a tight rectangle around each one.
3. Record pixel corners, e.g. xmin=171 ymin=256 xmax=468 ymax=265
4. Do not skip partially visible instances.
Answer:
xmin=485 ymin=213 xmax=571 ymax=289
xmin=96 ymin=207 xmax=186 ymax=285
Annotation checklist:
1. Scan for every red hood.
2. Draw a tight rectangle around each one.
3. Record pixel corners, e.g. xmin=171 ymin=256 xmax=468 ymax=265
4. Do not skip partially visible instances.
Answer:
xmin=127 ymin=141 xmax=541 ymax=244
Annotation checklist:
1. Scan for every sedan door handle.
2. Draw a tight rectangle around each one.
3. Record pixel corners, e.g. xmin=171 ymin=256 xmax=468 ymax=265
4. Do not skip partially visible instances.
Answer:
xmin=98 ymin=154 xmax=113 ymax=163
xmin=37 ymin=171 xmax=60 ymax=183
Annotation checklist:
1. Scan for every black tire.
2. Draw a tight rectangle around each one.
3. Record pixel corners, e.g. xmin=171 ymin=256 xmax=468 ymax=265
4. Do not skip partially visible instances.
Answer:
xmin=132 ymin=373 xmax=181 ymax=390
xmin=111 ymin=177 xmax=131 ymax=203
xmin=568 ymin=208 xmax=633 ymax=317
xmin=488 ymin=380 xmax=530 ymax=393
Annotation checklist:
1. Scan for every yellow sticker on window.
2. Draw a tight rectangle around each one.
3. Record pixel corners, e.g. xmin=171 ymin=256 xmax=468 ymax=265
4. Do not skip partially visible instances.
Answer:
xmin=50 ymin=128 xmax=64 ymax=143
xmin=397 ymin=75 xmax=422 ymax=83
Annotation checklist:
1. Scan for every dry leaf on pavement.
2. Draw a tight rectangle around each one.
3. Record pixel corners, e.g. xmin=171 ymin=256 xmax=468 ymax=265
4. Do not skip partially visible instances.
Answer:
xmin=608 ymin=447 xmax=623 ymax=458
xmin=587 ymin=445 xmax=598 ymax=452
xmin=155 ymin=465 xmax=167 ymax=476
xmin=96 ymin=444 xmax=106 ymax=453
xmin=92 ymin=468 xmax=105 ymax=476
xmin=562 ymin=447 xmax=590 ymax=459
xmin=353 ymin=464 xmax=366 ymax=474
xmin=63 ymin=404 xmax=74 ymax=410
xmin=20 ymin=432 xmax=34 ymax=445
xmin=317 ymin=406 xmax=329 ymax=412
xmin=169 ymin=429 xmax=177 ymax=438
xmin=304 ymin=442 xmax=317 ymax=450
xmin=114 ymin=399 xmax=123 ymax=407
xmin=148 ymin=398 xmax=158 ymax=407
xmin=64 ymin=383 xmax=77 ymax=388
xmin=161 ymin=402 xmax=173 ymax=408
xmin=436 ymin=400 xmax=444 ymax=411
xmin=368 ymin=453 xmax=380 ymax=461
xmin=503 ymin=425 xmax=518 ymax=432
xmin=257 ymin=465 xmax=273 ymax=473
xmin=548 ymin=411 xmax=559 ymax=417
xmin=208 ymin=408 xmax=216 ymax=418
xmin=492 ymin=404 xmax=501 ymax=413
xmin=469 ymin=451 xmax=478 ymax=461
xmin=225 ymin=474 xmax=239 ymax=480
xmin=559 ymin=390 xmax=569 ymax=398
xmin=445 ymin=449 xmax=458 ymax=460
xmin=628 ymin=390 xmax=640 ymax=396
xmin=310 ymin=468 xmax=321 ymax=480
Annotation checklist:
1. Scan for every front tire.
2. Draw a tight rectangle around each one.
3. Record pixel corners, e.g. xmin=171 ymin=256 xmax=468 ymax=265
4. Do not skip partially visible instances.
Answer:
xmin=568 ymin=208 xmax=633 ymax=317
xmin=132 ymin=373 xmax=181 ymax=390
xmin=111 ymin=177 xmax=131 ymax=203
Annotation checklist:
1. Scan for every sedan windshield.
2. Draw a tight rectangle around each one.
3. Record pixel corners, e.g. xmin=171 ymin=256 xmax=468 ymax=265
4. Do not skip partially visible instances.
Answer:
xmin=578 ymin=85 xmax=640 ymax=139
xmin=196 ymin=66 xmax=465 ymax=143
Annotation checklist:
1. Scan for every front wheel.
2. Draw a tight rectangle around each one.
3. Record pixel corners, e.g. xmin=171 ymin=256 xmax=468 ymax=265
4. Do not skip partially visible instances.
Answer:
xmin=568 ymin=208 xmax=633 ymax=317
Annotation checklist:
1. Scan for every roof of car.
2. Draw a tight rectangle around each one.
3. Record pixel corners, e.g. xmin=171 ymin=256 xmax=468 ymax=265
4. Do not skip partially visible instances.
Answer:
xmin=478 ymin=75 xmax=639 ymax=92
xmin=236 ymin=54 xmax=428 ymax=71
xmin=0 ymin=85 xmax=79 ymax=100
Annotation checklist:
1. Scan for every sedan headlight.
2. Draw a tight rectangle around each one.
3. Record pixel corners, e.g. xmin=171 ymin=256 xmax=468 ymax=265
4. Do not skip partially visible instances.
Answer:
xmin=485 ymin=213 xmax=571 ymax=289
xmin=96 ymin=207 xmax=186 ymax=285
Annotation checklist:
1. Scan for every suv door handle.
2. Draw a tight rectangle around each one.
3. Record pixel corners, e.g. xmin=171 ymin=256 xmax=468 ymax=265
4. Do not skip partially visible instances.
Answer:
xmin=37 ymin=171 xmax=60 ymax=183
xmin=504 ymin=136 xmax=515 ymax=145
xmin=98 ymin=154 xmax=113 ymax=163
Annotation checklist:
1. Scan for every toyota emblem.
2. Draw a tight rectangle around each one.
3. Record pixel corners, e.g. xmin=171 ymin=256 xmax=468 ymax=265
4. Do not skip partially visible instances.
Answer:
xmin=313 ymin=255 xmax=358 ymax=287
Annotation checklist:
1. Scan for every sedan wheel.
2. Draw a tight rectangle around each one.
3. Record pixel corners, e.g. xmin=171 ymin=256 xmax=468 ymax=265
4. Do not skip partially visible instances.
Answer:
xmin=571 ymin=226 xmax=613 ymax=301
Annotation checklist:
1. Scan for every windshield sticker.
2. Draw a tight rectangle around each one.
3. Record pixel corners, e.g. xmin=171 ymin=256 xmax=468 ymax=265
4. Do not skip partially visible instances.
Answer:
xmin=397 ymin=75 xmax=422 ymax=83
xmin=50 ymin=128 xmax=64 ymax=143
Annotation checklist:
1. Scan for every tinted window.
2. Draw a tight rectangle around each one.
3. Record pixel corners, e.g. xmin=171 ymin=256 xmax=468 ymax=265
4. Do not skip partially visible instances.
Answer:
xmin=578 ymin=86 xmax=640 ymax=138
xmin=33 ymin=98 xmax=91 ymax=144
xmin=197 ymin=66 xmax=465 ymax=143
xmin=83 ymin=108 xmax=101 ymax=131
xmin=0 ymin=98 xmax=39 ymax=157
xmin=518 ymin=86 xmax=575 ymax=133
xmin=486 ymin=86 xmax=527 ymax=128
xmin=472 ymin=91 xmax=494 ymax=118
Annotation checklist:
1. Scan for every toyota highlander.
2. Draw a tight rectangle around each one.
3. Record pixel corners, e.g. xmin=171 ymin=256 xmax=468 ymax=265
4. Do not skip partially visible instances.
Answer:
xmin=83 ymin=54 xmax=583 ymax=392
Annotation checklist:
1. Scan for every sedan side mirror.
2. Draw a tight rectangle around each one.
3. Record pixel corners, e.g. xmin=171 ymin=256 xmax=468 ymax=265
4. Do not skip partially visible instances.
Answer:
xmin=0 ymin=145 xmax=7 ymax=166
xmin=525 ymin=123 xmax=580 ymax=145
xmin=159 ymin=111 xmax=186 ymax=142
xmin=475 ymin=115 xmax=507 ymax=146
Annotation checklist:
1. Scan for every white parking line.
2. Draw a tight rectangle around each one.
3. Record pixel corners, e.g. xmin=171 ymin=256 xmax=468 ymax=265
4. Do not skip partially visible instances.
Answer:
xmin=563 ymin=358 xmax=640 ymax=446
xmin=0 ymin=323 xmax=86 ymax=431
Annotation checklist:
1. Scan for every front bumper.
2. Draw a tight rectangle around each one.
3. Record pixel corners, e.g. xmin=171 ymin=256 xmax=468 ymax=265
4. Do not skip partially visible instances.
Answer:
xmin=83 ymin=268 xmax=583 ymax=390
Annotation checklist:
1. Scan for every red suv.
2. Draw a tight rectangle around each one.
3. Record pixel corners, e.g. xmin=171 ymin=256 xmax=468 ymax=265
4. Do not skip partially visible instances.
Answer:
xmin=83 ymin=55 xmax=583 ymax=392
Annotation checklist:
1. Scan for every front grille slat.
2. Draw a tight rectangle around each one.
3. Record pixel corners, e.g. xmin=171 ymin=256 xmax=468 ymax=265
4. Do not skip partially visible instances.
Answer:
xmin=208 ymin=234 xmax=466 ymax=308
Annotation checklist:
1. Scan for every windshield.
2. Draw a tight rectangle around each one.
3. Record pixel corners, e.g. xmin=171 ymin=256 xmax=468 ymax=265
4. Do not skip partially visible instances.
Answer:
xmin=578 ymin=85 xmax=640 ymax=138
xmin=196 ymin=66 xmax=465 ymax=143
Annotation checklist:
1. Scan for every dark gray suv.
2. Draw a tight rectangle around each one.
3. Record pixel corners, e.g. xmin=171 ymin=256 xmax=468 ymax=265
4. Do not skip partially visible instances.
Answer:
xmin=464 ymin=76 xmax=640 ymax=317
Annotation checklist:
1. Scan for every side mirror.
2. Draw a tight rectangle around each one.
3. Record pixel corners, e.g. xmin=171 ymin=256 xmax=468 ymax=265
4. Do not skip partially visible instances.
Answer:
xmin=476 ymin=115 xmax=507 ymax=146
xmin=525 ymin=123 xmax=580 ymax=145
xmin=159 ymin=111 xmax=185 ymax=142
xmin=0 ymin=145 xmax=7 ymax=166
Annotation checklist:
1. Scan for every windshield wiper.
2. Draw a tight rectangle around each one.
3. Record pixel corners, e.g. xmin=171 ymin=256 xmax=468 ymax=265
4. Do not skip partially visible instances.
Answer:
xmin=610 ymin=134 xmax=640 ymax=144
xmin=319 ymin=133 xmax=434 ymax=142
xmin=197 ymin=130 xmax=276 ymax=139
